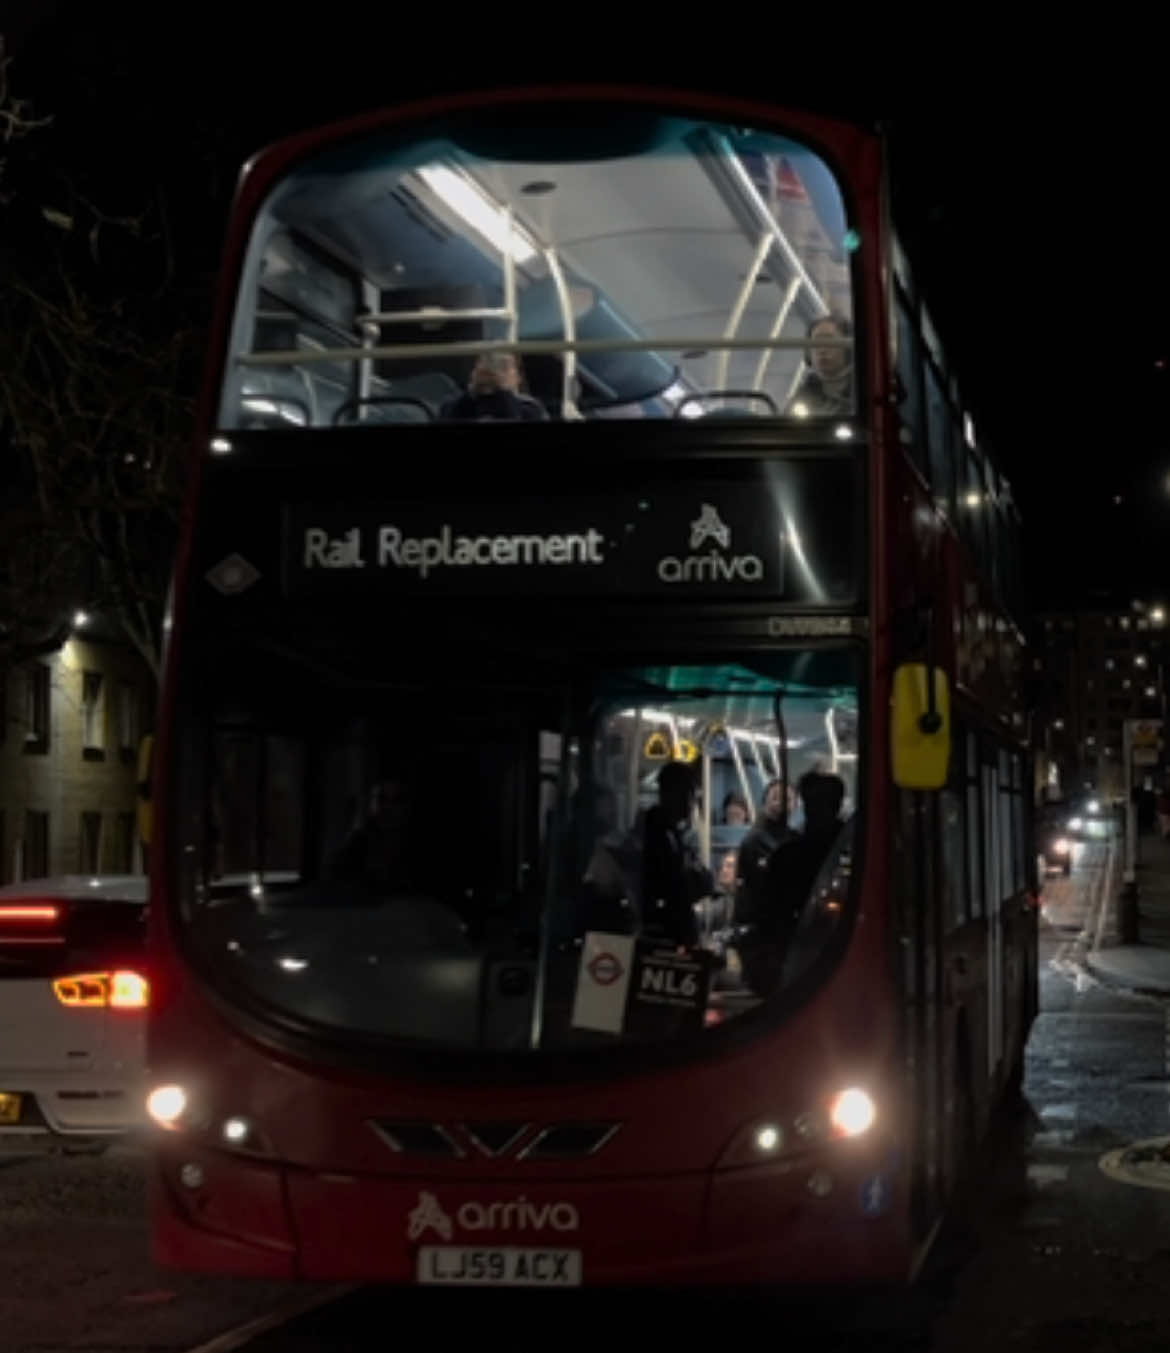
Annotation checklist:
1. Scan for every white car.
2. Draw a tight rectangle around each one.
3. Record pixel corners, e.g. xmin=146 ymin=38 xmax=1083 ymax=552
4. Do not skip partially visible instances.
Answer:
xmin=0 ymin=875 xmax=148 ymax=1150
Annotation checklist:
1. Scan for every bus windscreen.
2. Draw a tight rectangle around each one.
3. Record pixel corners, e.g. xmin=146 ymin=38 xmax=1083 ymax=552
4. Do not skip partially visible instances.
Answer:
xmin=176 ymin=644 xmax=860 ymax=1054
xmin=218 ymin=111 xmax=856 ymax=431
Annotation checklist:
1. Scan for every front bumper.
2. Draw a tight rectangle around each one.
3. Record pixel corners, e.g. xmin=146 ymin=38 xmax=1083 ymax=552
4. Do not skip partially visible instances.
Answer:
xmin=152 ymin=1135 xmax=910 ymax=1285
xmin=0 ymin=1068 xmax=145 ymax=1142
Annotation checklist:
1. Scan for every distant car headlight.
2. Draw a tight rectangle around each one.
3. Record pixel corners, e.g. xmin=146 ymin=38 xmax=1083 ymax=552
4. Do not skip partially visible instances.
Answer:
xmin=1068 ymin=817 xmax=1083 ymax=831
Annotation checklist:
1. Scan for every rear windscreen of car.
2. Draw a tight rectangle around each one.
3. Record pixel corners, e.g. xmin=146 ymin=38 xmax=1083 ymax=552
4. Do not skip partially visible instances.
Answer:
xmin=0 ymin=900 xmax=147 ymax=980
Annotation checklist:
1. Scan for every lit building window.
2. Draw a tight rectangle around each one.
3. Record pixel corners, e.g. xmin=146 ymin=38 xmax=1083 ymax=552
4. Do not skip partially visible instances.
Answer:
xmin=82 ymin=672 xmax=105 ymax=753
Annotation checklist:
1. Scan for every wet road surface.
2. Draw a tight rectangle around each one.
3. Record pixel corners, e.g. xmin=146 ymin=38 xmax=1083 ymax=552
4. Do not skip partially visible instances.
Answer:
xmin=9 ymin=839 xmax=1170 ymax=1351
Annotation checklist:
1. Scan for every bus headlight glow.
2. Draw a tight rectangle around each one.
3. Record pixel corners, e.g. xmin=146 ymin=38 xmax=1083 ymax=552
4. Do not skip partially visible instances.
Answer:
xmin=828 ymin=1088 xmax=876 ymax=1138
xmin=146 ymin=1084 xmax=189 ymax=1129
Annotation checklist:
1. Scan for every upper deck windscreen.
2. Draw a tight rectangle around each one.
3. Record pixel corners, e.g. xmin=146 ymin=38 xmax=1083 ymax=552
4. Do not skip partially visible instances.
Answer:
xmin=219 ymin=110 xmax=856 ymax=430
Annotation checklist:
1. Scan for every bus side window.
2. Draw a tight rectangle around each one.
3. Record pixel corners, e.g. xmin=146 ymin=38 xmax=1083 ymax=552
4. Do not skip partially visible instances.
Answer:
xmin=895 ymin=286 xmax=926 ymax=481
xmin=942 ymin=724 xmax=966 ymax=931
xmin=965 ymin=731 xmax=983 ymax=922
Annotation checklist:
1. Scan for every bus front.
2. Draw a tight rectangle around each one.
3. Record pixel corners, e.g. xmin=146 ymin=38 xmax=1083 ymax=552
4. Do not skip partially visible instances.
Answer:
xmin=148 ymin=89 xmax=900 ymax=1286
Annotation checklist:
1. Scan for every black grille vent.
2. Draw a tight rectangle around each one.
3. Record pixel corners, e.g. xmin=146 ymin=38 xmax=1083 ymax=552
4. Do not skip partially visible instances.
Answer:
xmin=462 ymin=1122 xmax=532 ymax=1157
xmin=370 ymin=1120 xmax=463 ymax=1157
xmin=519 ymin=1122 xmax=621 ymax=1159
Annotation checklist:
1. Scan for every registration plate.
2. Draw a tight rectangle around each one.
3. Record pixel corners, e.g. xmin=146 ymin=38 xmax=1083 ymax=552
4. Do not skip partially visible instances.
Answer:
xmin=417 ymin=1247 xmax=581 ymax=1287
xmin=0 ymin=1093 xmax=21 ymax=1124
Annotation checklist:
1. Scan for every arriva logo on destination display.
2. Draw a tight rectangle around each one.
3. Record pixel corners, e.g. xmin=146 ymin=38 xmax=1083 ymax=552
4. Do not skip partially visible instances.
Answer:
xmin=302 ymin=525 xmax=606 ymax=577
xmin=406 ymin=1191 xmax=580 ymax=1241
xmin=656 ymin=504 xmax=765 ymax=584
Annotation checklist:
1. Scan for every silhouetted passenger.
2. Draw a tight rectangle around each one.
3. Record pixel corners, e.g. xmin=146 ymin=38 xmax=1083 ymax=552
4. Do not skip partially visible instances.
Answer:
xmin=330 ymin=778 xmax=416 ymax=891
xmin=735 ymin=778 xmax=795 ymax=919
xmin=641 ymin=761 xmax=712 ymax=946
xmin=740 ymin=771 xmax=847 ymax=996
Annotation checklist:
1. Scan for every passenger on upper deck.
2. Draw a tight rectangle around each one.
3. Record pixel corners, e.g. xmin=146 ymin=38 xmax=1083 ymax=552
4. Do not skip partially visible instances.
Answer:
xmin=440 ymin=351 xmax=548 ymax=422
xmin=786 ymin=314 xmax=853 ymax=419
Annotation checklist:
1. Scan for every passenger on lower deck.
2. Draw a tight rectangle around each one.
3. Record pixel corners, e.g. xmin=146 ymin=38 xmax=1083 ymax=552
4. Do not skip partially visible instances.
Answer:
xmin=330 ymin=778 xmax=416 ymax=891
xmin=735 ymin=778 xmax=795 ymax=919
xmin=739 ymin=770 xmax=847 ymax=996
xmin=641 ymin=761 xmax=713 ymax=947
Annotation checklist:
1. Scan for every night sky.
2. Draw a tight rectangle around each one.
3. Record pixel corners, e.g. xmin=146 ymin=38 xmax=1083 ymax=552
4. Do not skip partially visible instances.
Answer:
xmin=7 ymin=15 xmax=1167 ymax=612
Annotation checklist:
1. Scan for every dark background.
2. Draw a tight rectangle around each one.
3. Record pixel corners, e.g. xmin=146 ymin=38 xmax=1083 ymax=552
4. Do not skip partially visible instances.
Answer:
xmin=6 ymin=12 xmax=1166 ymax=612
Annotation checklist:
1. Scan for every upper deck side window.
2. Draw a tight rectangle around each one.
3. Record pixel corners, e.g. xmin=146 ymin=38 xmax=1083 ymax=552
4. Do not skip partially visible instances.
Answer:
xmin=218 ymin=111 xmax=857 ymax=432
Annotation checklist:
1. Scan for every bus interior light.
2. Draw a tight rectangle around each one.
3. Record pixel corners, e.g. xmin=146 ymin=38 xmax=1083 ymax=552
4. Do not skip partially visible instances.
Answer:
xmin=828 ymin=1088 xmax=876 ymax=1138
xmin=416 ymin=165 xmax=538 ymax=264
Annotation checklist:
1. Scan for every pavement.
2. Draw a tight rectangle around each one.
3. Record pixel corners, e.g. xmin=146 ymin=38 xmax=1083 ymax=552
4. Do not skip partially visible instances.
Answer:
xmin=1085 ymin=822 xmax=1170 ymax=995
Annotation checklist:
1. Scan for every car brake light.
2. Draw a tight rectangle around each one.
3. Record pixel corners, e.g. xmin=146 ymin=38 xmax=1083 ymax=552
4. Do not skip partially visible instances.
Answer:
xmin=110 ymin=970 xmax=150 ymax=1008
xmin=53 ymin=970 xmax=150 ymax=1009
xmin=0 ymin=904 xmax=60 ymax=921
xmin=0 ymin=902 xmax=64 ymax=944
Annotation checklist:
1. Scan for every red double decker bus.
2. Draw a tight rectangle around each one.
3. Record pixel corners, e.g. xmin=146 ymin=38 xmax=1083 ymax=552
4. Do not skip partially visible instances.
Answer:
xmin=144 ymin=86 xmax=1035 ymax=1287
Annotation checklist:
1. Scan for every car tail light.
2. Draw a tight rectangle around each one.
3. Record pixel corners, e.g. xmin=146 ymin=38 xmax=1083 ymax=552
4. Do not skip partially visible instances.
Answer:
xmin=0 ymin=902 xmax=64 ymax=944
xmin=53 ymin=969 xmax=150 ymax=1009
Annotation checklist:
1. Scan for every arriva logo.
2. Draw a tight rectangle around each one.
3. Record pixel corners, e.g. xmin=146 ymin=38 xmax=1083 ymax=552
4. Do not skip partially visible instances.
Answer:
xmin=407 ymin=1190 xmax=580 ymax=1240
xmin=408 ymin=1191 xmax=454 ymax=1241
xmin=657 ymin=504 xmax=765 ymax=584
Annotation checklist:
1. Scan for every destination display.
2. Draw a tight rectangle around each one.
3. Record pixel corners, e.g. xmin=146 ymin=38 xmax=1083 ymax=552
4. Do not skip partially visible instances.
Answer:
xmin=281 ymin=463 xmax=858 ymax=603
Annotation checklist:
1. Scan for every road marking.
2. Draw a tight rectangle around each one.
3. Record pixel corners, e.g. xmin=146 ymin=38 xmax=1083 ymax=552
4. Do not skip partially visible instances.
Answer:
xmin=1027 ymin=1163 xmax=1070 ymax=1187
xmin=1165 ymin=1007 xmax=1170 ymax=1122
xmin=1100 ymin=1137 xmax=1170 ymax=1192
xmin=182 ymin=1284 xmax=354 ymax=1353
xmin=1040 ymin=1103 xmax=1077 ymax=1121
xmin=1031 ymin=1129 xmax=1075 ymax=1148
xmin=1092 ymin=838 xmax=1118 ymax=950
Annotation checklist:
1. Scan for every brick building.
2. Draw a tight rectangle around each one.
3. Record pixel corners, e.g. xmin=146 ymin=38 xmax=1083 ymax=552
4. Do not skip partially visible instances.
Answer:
xmin=0 ymin=628 xmax=154 ymax=881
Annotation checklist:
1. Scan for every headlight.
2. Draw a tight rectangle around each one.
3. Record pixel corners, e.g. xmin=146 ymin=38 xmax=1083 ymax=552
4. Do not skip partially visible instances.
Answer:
xmin=146 ymin=1084 xmax=189 ymax=1129
xmin=828 ymin=1087 xmax=877 ymax=1137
